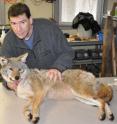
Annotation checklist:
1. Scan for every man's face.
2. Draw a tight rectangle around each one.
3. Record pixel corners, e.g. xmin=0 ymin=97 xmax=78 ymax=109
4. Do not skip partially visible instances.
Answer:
xmin=9 ymin=13 xmax=32 ymax=39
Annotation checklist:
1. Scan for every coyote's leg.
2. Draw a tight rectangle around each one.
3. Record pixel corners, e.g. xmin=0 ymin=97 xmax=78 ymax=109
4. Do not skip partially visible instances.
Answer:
xmin=31 ymin=92 xmax=44 ymax=124
xmin=97 ymin=99 xmax=106 ymax=120
xmin=73 ymin=92 xmax=106 ymax=120
xmin=105 ymin=103 xmax=114 ymax=120
xmin=23 ymin=96 xmax=33 ymax=121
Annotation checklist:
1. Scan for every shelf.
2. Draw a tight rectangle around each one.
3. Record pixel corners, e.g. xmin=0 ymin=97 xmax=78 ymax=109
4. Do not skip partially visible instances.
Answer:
xmin=68 ymin=41 xmax=103 ymax=46
xmin=69 ymin=41 xmax=103 ymax=77
xmin=73 ymin=59 xmax=102 ymax=65
xmin=103 ymin=15 xmax=117 ymax=21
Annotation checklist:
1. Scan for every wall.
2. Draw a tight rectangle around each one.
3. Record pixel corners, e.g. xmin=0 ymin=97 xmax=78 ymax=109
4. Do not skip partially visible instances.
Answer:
xmin=0 ymin=1 xmax=5 ymax=25
xmin=3 ymin=0 xmax=117 ymax=24
xmin=107 ymin=0 xmax=117 ymax=11
xmin=5 ymin=0 xmax=53 ymax=24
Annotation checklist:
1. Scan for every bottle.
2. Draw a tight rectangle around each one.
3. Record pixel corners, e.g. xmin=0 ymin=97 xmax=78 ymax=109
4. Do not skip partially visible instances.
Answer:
xmin=97 ymin=31 xmax=103 ymax=43
xmin=0 ymin=26 xmax=6 ymax=45
xmin=115 ymin=6 xmax=117 ymax=16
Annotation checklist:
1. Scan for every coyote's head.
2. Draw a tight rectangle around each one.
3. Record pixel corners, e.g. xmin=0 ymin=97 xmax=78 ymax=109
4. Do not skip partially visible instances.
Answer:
xmin=0 ymin=53 xmax=29 ymax=86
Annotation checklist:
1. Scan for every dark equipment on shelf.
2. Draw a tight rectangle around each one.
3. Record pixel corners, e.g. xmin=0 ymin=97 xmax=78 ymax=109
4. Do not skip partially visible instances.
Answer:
xmin=69 ymin=41 xmax=102 ymax=77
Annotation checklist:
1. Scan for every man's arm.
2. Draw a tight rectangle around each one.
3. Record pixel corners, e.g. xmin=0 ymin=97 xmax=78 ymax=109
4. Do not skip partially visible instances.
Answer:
xmin=46 ymin=21 xmax=74 ymax=81
xmin=51 ymin=24 xmax=74 ymax=72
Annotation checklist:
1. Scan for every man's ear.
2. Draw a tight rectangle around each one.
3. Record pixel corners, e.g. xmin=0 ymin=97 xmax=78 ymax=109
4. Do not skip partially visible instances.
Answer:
xmin=29 ymin=17 xmax=33 ymax=25
xmin=0 ymin=57 xmax=8 ymax=66
xmin=17 ymin=53 xmax=28 ymax=63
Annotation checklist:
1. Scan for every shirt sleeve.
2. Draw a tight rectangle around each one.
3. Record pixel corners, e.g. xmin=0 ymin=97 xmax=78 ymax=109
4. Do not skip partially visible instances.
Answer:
xmin=50 ymin=23 xmax=74 ymax=72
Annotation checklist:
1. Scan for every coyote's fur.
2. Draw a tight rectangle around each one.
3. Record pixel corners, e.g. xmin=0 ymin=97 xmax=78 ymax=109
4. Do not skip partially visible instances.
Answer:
xmin=0 ymin=53 xmax=114 ymax=123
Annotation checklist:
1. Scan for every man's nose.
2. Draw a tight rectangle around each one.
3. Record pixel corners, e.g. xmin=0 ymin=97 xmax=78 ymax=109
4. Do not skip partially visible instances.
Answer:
xmin=16 ymin=24 xmax=21 ymax=32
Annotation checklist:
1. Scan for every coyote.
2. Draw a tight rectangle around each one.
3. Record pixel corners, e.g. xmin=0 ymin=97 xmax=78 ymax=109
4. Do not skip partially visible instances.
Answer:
xmin=0 ymin=53 xmax=114 ymax=123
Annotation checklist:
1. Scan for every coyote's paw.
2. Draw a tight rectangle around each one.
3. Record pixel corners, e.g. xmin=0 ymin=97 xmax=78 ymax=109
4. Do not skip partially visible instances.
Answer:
xmin=32 ymin=116 xmax=40 ymax=124
xmin=24 ymin=110 xmax=32 ymax=121
xmin=99 ymin=112 xmax=106 ymax=121
xmin=108 ymin=113 xmax=114 ymax=121
xmin=24 ymin=110 xmax=40 ymax=123
xmin=27 ymin=113 xmax=33 ymax=121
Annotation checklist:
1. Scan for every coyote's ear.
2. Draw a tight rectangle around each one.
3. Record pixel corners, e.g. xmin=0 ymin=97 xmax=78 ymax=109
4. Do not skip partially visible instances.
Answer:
xmin=17 ymin=53 xmax=28 ymax=63
xmin=0 ymin=57 xmax=8 ymax=66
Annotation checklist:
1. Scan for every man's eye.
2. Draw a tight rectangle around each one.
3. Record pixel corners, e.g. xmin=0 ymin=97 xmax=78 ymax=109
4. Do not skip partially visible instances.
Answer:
xmin=22 ymin=22 xmax=25 ymax=23
xmin=10 ymin=22 xmax=16 ymax=25
xmin=21 ymin=21 xmax=25 ymax=24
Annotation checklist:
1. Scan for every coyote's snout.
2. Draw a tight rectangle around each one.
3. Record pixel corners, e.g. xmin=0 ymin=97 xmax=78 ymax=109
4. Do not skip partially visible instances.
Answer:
xmin=0 ymin=53 xmax=114 ymax=123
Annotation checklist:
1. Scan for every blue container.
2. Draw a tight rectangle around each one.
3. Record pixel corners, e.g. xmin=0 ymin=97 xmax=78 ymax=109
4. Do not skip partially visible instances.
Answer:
xmin=97 ymin=32 xmax=103 ymax=43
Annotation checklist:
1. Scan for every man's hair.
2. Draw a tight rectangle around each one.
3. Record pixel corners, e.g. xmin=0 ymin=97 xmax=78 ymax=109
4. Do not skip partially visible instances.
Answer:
xmin=8 ymin=2 xmax=31 ymax=20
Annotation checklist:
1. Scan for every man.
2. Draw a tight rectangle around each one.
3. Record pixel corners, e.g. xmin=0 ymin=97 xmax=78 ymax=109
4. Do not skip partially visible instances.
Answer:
xmin=0 ymin=3 xmax=74 ymax=90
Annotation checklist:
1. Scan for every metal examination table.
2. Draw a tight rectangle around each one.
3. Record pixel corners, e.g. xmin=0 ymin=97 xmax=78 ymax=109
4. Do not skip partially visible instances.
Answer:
xmin=0 ymin=77 xmax=117 ymax=124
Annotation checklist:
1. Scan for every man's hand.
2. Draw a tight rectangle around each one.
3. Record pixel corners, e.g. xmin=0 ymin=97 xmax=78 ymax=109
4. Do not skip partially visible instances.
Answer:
xmin=47 ymin=69 xmax=62 ymax=82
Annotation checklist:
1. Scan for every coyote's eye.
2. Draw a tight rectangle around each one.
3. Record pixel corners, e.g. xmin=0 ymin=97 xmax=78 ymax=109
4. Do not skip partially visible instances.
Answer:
xmin=9 ymin=68 xmax=13 ymax=71
xmin=19 ymin=69 xmax=24 ymax=73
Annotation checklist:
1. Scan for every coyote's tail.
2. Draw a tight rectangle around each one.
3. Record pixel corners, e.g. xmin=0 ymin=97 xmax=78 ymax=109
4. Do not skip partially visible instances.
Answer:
xmin=104 ymin=78 xmax=117 ymax=102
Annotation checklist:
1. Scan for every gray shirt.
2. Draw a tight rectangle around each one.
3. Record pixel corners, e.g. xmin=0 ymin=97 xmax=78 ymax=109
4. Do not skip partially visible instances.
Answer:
xmin=0 ymin=18 xmax=74 ymax=72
